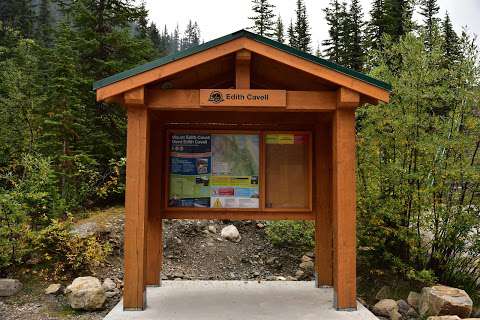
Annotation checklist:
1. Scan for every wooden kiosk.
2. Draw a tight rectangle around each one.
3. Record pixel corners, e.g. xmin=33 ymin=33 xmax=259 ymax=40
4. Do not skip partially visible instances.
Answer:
xmin=93 ymin=30 xmax=390 ymax=312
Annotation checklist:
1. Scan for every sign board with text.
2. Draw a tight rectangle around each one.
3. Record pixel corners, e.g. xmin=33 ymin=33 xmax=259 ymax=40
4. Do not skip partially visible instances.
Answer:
xmin=200 ymin=89 xmax=286 ymax=107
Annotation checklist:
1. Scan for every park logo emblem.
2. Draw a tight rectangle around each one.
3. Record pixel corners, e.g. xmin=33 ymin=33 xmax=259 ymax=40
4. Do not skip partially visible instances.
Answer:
xmin=208 ymin=90 xmax=224 ymax=104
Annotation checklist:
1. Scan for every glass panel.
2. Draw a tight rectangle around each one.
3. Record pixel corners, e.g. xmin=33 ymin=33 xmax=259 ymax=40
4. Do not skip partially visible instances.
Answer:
xmin=265 ymin=133 xmax=309 ymax=209
xmin=168 ymin=132 xmax=259 ymax=209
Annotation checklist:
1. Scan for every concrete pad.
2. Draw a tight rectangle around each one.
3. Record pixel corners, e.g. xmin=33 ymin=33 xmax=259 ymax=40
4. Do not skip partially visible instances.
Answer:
xmin=104 ymin=281 xmax=378 ymax=320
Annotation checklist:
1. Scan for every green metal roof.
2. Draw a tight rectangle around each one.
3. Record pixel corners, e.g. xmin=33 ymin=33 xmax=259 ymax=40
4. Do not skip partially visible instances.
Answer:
xmin=93 ymin=29 xmax=392 ymax=92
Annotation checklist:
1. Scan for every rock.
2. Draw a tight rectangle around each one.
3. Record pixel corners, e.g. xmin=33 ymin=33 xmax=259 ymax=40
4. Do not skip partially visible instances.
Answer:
xmin=65 ymin=276 xmax=106 ymax=310
xmin=45 ymin=283 xmax=62 ymax=295
xmin=256 ymin=223 xmax=265 ymax=229
xmin=397 ymin=299 xmax=410 ymax=315
xmin=276 ymin=276 xmax=286 ymax=281
xmin=266 ymin=257 xmax=277 ymax=265
xmin=105 ymin=289 xmax=120 ymax=298
xmin=426 ymin=316 xmax=461 ymax=320
xmin=390 ymin=310 xmax=402 ymax=320
xmin=372 ymin=299 xmax=399 ymax=318
xmin=299 ymin=260 xmax=314 ymax=271
xmin=207 ymin=225 xmax=217 ymax=234
xmin=295 ymin=270 xmax=305 ymax=279
xmin=375 ymin=285 xmax=392 ymax=301
xmin=102 ymin=278 xmax=116 ymax=291
xmin=286 ymin=276 xmax=296 ymax=281
xmin=221 ymin=225 xmax=241 ymax=242
xmin=305 ymin=251 xmax=314 ymax=258
xmin=0 ymin=279 xmax=22 ymax=297
xmin=419 ymin=285 xmax=473 ymax=318
xmin=408 ymin=291 xmax=421 ymax=309
xmin=406 ymin=307 xmax=419 ymax=318
xmin=301 ymin=255 xmax=312 ymax=263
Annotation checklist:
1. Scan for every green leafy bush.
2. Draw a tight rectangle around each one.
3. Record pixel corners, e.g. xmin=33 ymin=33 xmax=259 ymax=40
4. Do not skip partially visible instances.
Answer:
xmin=33 ymin=217 xmax=111 ymax=279
xmin=266 ymin=220 xmax=315 ymax=249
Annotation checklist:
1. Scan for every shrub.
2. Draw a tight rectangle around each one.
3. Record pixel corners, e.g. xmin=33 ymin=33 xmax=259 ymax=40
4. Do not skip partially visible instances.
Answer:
xmin=266 ymin=220 xmax=315 ymax=249
xmin=33 ymin=217 xmax=111 ymax=279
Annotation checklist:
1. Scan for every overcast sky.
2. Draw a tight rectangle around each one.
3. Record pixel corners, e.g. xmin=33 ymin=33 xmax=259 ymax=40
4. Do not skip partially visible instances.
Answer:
xmin=145 ymin=0 xmax=480 ymax=49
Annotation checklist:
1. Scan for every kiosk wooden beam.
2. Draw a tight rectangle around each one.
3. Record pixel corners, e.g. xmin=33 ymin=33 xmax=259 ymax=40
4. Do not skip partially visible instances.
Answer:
xmin=315 ymin=120 xmax=333 ymax=287
xmin=123 ymin=105 xmax=150 ymax=310
xmin=332 ymin=88 xmax=359 ymax=310
xmin=235 ymin=50 xmax=251 ymax=89
xmin=145 ymin=119 xmax=163 ymax=286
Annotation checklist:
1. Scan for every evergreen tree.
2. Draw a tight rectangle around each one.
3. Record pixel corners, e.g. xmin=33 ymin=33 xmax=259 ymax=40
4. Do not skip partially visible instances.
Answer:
xmin=419 ymin=0 xmax=440 ymax=50
xmin=344 ymin=0 xmax=365 ymax=71
xmin=0 ymin=0 xmax=35 ymax=38
xmin=169 ymin=25 xmax=180 ymax=53
xmin=441 ymin=13 xmax=460 ymax=63
xmin=181 ymin=20 xmax=200 ymax=50
xmin=287 ymin=20 xmax=296 ymax=48
xmin=274 ymin=16 xmax=284 ymax=43
xmin=384 ymin=0 xmax=413 ymax=41
xmin=367 ymin=0 xmax=386 ymax=50
xmin=148 ymin=22 xmax=162 ymax=52
xmin=294 ymin=0 xmax=311 ymax=52
xmin=322 ymin=0 xmax=347 ymax=64
xmin=249 ymin=0 xmax=276 ymax=38
xmin=136 ymin=1 xmax=149 ymax=39
xmin=36 ymin=0 xmax=52 ymax=46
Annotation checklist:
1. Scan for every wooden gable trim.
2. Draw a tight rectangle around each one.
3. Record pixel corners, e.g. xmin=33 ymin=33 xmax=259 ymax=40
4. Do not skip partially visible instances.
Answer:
xmin=96 ymin=37 xmax=389 ymax=103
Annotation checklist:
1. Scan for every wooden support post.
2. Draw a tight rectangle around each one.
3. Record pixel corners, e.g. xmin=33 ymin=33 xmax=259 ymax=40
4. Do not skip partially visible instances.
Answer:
xmin=315 ymin=119 xmax=333 ymax=287
xmin=145 ymin=118 xmax=163 ymax=286
xmin=332 ymin=87 xmax=360 ymax=310
xmin=123 ymin=105 xmax=150 ymax=310
xmin=235 ymin=49 xmax=251 ymax=89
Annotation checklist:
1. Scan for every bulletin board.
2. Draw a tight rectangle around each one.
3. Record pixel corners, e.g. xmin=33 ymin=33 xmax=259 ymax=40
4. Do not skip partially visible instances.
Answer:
xmin=165 ymin=130 xmax=312 ymax=213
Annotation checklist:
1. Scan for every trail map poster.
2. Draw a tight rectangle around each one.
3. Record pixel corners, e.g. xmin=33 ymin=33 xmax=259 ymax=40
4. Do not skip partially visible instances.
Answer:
xmin=169 ymin=133 xmax=259 ymax=208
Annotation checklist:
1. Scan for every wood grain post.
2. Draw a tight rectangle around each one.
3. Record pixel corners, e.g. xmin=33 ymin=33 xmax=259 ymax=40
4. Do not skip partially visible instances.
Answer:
xmin=123 ymin=94 xmax=150 ymax=310
xmin=145 ymin=118 xmax=163 ymax=286
xmin=315 ymin=119 xmax=333 ymax=287
xmin=333 ymin=88 xmax=359 ymax=310
xmin=235 ymin=49 xmax=251 ymax=89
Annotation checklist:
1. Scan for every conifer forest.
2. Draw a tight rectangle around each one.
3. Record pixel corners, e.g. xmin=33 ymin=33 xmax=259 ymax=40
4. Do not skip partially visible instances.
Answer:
xmin=0 ymin=0 xmax=479 ymax=305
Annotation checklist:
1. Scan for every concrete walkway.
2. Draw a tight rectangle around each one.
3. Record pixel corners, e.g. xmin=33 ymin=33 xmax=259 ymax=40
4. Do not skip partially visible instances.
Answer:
xmin=104 ymin=281 xmax=378 ymax=320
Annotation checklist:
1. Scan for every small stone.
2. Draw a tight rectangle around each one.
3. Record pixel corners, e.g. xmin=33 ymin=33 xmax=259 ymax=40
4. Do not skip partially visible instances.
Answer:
xmin=253 ymin=271 xmax=260 ymax=277
xmin=206 ymin=242 xmax=214 ymax=247
xmin=65 ymin=276 xmax=106 ymax=310
xmin=375 ymin=285 xmax=392 ymax=301
xmin=102 ymin=278 xmax=116 ymax=291
xmin=256 ymin=223 xmax=265 ymax=229
xmin=221 ymin=225 xmax=241 ymax=242
xmin=105 ymin=289 xmax=119 ymax=298
xmin=299 ymin=260 xmax=314 ymax=271
xmin=266 ymin=257 xmax=277 ymax=265
xmin=397 ymin=299 xmax=410 ymax=315
xmin=406 ymin=307 xmax=419 ymax=318
xmin=301 ymin=255 xmax=312 ymax=263
xmin=305 ymin=251 xmax=314 ymax=258
xmin=207 ymin=225 xmax=217 ymax=234
xmin=286 ymin=276 xmax=296 ymax=281
xmin=45 ymin=283 xmax=62 ymax=295
xmin=174 ymin=237 xmax=182 ymax=244
xmin=295 ymin=270 xmax=305 ymax=279
xmin=372 ymin=299 xmax=399 ymax=318
xmin=408 ymin=291 xmax=421 ymax=309
xmin=0 ymin=279 xmax=22 ymax=297
xmin=276 ymin=276 xmax=286 ymax=281
xmin=426 ymin=316 xmax=461 ymax=320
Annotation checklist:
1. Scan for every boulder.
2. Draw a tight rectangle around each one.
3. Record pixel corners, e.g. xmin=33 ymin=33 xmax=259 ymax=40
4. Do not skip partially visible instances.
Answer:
xmin=45 ymin=283 xmax=62 ymax=295
xmin=221 ymin=225 xmax=241 ymax=242
xmin=301 ymin=255 xmax=312 ymax=263
xmin=65 ymin=276 xmax=106 ymax=310
xmin=426 ymin=316 xmax=461 ymax=320
xmin=372 ymin=299 xmax=398 ymax=318
xmin=207 ymin=225 xmax=217 ymax=234
xmin=408 ymin=291 xmax=421 ymax=309
xmin=419 ymin=285 xmax=473 ymax=318
xmin=299 ymin=260 xmax=314 ymax=271
xmin=397 ymin=299 xmax=410 ymax=315
xmin=0 ymin=279 xmax=22 ymax=297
